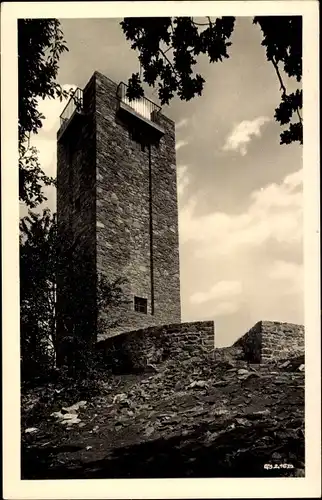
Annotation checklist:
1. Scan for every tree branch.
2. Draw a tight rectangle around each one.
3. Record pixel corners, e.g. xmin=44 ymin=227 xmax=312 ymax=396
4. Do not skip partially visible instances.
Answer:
xmin=271 ymin=55 xmax=302 ymax=125
xmin=137 ymin=26 xmax=179 ymax=84
xmin=170 ymin=18 xmax=174 ymax=35
xmin=158 ymin=46 xmax=181 ymax=82
xmin=296 ymin=107 xmax=303 ymax=123
xmin=271 ymin=56 xmax=287 ymax=96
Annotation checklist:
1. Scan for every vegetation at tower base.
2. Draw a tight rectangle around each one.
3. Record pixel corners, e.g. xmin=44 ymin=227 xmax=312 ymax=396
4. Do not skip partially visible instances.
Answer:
xmin=20 ymin=207 xmax=129 ymax=385
xmin=121 ymin=16 xmax=302 ymax=145
xmin=20 ymin=209 xmax=57 ymax=381
xmin=18 ymin=19 xmax=72 ymax=208
xmin=21 ymin=345 xmax=305 ymax=479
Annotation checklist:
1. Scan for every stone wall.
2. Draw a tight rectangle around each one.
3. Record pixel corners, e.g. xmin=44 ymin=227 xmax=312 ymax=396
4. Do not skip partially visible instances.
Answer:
xmin=96 ymin=321 xmax=215 ymax=372
xmin=148 ymin=109 xmax=181 ymax=326
xmin=233 ymin=321 xmax=263 ymax=363
xmin=261 ymin=321 xmax=304 ymax=362
xmin=57 ymin=70 xmax=182 ymax=357
xmin=234 ymin=320 xmax=305 ymax=364
xmin=56 ymin=75 xmax=97 ymax=364
xmin=94 ymin=71 xmax=181 ymax=336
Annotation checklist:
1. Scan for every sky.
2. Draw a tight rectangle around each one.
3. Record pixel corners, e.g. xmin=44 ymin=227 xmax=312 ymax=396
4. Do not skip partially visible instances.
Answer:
xmin=21 ymin=17 xmax=304 ymax=347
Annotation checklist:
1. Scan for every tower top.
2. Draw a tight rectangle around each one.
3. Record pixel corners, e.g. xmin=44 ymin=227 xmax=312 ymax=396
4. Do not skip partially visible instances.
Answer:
xmin=58 ymin=72 xmax=169 ymax=141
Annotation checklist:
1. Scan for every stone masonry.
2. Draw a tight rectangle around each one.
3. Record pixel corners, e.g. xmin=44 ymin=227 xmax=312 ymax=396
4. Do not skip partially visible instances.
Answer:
xmin=56 ymin=76 xmax=97 ymax=365
xmin=96 ymin=321 xmax=215 ymax=372
xmin=95 ymin=72 xmax=181 ymax=335
xmin=234 ymin=320 xmax=305 ymax=363
xmin=56 ymin=71 xmax=181 ymax=362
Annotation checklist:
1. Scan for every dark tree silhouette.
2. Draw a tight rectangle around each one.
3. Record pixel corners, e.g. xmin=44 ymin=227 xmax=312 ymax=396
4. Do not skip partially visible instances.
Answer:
xmin=20 ymin=207 xmax=129 ymax=379
xmin=120 ymin=16 xmax=302 ymax=145
xmin=18 ymin=19 xmax=71 ymax=208
xmin=20 ymin=209 xmax=57 ymax=379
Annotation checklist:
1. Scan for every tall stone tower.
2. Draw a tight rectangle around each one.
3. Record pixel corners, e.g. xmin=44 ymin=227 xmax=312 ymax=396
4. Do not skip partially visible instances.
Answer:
xmin=56 ymin=71 xmax=181 ymax=364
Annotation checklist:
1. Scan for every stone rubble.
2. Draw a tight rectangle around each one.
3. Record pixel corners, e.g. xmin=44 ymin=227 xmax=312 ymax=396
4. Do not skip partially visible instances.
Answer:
xmin=50 ymin=401 xmax=87 ymax=427
xmin=22 ymin=346 xmax=305 ymax=479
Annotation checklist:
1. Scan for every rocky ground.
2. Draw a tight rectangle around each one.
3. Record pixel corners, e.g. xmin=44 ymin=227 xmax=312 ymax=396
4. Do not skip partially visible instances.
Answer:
xmin=21 ymin=348 xmax=305 ymax=479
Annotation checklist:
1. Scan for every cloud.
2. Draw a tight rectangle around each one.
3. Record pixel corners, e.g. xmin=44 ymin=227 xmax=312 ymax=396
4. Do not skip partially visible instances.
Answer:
xmin=177 ymin=164 xmax=189 ymax=197
xmin=223 ymin=116 xmax=270 ymax=156
xmin=29 ymin=84 xmax=78 ymax=178
xmin=283 ymin=169 xmax=303 ymax=190
xmin=36 ymin=84 xmax=77 ymax=134
xmin=29 ymin=136 xmax=57 ymax=178
xmin=179 ymin=168 xmax=303 ymax=257
xmin=212 ymin=301 xmax=241 ymax=316
xmin=250 ymin=168 xmax=302 ymax=210
xmin=268 ymin=260 xmax=303 ymax=294
xmin=180 ymin=168 xmax=304 ymax=336
xmin=176 ymin=118 xmax=189 ymax=130
xmin=190 ymin=280 xmax=242 ymax=305
xmin=175 ymin=140 xmax=188 ymax=152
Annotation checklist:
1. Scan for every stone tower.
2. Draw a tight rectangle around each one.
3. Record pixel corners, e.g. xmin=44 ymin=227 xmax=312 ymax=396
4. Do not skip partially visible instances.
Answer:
xmin=56 ymin=71 xmax=181 ymax=364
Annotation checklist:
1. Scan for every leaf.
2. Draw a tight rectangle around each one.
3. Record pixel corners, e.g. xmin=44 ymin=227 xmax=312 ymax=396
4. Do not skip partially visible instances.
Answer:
xmin=121 ymin=16 xmax=302 ymax=145
xmin=275 ymin=90 xmax=302 ymax=125
xmin=280 ymin=122 xmax=303 ymax=145
xmin=18 ymin=19 xmax=68 ymax=207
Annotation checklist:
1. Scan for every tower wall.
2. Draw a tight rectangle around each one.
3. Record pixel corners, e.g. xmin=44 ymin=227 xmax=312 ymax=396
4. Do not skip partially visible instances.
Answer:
xmin=94 ymin=72 xmax=181 ymax=338
xmin=95 ymin=74 xmax=154 ymax=333
xmin=56 ymin=76 xmax=97 ymax=364
xmin=150 ymin=110 xmax=181 ymax=327
xmin=56 ymin=71 xmax=181 ymax=355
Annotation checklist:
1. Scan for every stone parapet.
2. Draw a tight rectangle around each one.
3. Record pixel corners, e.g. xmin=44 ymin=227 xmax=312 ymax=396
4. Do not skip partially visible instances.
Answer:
xmin=234 ymin=320 xmax=305 ymax=364
xmin=96 ymin=320 xmax=215 ymax=372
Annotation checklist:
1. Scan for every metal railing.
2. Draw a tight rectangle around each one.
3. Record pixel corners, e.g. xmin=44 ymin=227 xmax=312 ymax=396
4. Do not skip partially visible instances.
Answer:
xmin=117 ymin=82 xmax=161 ymax=122
xmin=59 ymin=87 xmax=83 ymax=128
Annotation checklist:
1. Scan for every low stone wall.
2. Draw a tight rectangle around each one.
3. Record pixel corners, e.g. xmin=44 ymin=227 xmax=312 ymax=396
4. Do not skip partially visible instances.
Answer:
xmin=233 ymin=321 xmax=263 ymax=363
xmin=96 ymin=321 xmax=214 ymax=372
xmin=97 ymin=307 xmax=180 ymax=342
xmin=234 ymin=320 xmax=305 ymax=364
xmin=261 ymin=321 xmax=304 ymax=363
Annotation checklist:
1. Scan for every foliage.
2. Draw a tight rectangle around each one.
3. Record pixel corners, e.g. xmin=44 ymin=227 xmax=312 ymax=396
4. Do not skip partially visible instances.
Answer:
xmin=20 ymin=208 xmax=129 ymax=382
xmin=58 ymin=274 xmax=129 ymax=378
xmin=253 ymin=16 xmax=302 ymax=145
xmin=20 ymin=209 xmax=57 ymax=380
xmin=19 ymin=144 xmax=57 ymax=210
xmin=18 ymin=19 xmax=70 ymax=208
xmin=120 ymin=16 xmax=302 ymax=145
xmin=97 ymin=275 xmax=131 ymax=333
